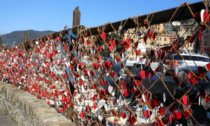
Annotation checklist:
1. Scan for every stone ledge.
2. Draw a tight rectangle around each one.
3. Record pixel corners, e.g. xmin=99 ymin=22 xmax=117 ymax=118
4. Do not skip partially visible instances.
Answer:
xmin=0 ymin=82 xmax=76 ymax=126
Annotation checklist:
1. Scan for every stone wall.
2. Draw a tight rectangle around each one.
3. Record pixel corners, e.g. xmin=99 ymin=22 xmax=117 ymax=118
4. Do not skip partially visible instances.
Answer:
xmin=0 ymin=82 xmax=76 ymax=126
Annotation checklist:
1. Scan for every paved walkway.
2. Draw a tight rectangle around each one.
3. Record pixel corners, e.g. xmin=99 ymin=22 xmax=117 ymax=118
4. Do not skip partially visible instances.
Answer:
xmin=0 ymin=110 xmax=17 ymax=126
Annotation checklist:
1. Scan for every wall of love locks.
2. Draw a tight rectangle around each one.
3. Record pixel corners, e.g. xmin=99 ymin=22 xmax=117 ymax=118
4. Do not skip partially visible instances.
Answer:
xmin=0 ymin=2 xmax=210 ymax=126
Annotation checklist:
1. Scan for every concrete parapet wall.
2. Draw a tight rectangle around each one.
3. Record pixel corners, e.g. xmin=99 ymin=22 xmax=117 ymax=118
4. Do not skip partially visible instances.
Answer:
xmin=0 ymin=82 xmax=76 ymax=126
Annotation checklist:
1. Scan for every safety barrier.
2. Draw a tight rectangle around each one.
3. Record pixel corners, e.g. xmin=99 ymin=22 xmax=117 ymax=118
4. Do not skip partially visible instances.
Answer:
xmin=0 ymin=1 xmax=209 ymax=126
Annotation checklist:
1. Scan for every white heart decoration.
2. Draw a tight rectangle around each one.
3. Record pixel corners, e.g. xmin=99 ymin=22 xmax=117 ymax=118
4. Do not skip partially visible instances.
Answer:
xmin=198 ymin=96 xmax=201 ymax=106
xmin=163 ymin=92 xmax=166 ymax=103
xmin=78 ymin=106 xmax=83 ymax=113
xmin=142 ymin=94 xmax=146 ymax=103
xmin=200 ymin=9 xmax=205 ymax=22
xmin=108 ymin=85 xmax=115 ymax=96
xmin=108 ymin=85 xmax=113 ymax=93
xmin=98 ymin=115 xmax=103 ymax=121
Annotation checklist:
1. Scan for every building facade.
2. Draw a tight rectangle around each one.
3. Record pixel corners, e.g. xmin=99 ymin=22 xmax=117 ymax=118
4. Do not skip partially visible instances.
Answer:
xmin=124 ymin=24 xmax=171 ymax=59
xmin=201 ymin=28 xmax=210 ymax=57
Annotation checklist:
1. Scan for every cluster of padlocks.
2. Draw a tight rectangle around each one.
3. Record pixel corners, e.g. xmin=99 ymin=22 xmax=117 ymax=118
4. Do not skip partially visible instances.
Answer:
xmin=0 ymin=8 xmax=210 ymax=126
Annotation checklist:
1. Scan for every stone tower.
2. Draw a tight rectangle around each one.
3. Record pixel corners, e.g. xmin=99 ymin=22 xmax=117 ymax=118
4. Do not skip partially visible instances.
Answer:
xmin=0 ymin=37 xmax=2 ymax=46
xmin=73 ymin=7 xmax=81 ymax=27
xmin=25 ymin=31 xmax=29 ymax=42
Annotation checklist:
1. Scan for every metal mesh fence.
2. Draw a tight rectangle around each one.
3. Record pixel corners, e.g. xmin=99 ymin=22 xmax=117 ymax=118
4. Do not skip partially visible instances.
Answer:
xmin=0 ymin=2 xmax=210 ymax=126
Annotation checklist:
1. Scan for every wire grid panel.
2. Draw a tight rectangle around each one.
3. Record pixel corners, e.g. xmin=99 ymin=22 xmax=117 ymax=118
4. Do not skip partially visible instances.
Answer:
xmin=0 ymin=2 xmax=210 ymax=126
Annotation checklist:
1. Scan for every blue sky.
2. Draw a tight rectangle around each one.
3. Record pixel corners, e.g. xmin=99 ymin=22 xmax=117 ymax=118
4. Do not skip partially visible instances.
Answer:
xmin=0 ymin=0 xmax=201 ymax=35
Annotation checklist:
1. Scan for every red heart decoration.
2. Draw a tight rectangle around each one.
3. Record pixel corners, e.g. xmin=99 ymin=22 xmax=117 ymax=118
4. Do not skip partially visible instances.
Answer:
xmin=116 ymin=57 xmax=120 ymax=63
xmin=102 ymin=80 xmax=106 ymax=86
xmin=183 ymin=109 xmax=192 ymax=118
xmin=173 ymin=110 xmax=182 ymax=120
xmin=206 ymin=63 xmax=210 ymax=71
xmin=134 ymin=79 xmax=142 ymax=87
xmin=97 ymin=57 xmax=101 ymax=63
xmin=110 ymin=39 xmax=116 ymax=47
xmin=62 ymin=96 xmax=67 ymax=103
xmin=109 ymin=46 xmax=114 ymax=52
xmin=159 ymin=107 xmax=166 ymax=116
xmin=148 ymin=29 xmax=153 ymax=38
xmin=203 ymin=11 xmax=209 ymax=22
xmin=64 ymin=25 xmax=67 ymax=30
xmin=98 ymin=46 xmax=102 ymax=52
xmin=188 ymin=72 xmax=193 ymax=78
xmin=153 ymin=98 xmax=160 ymax=107
xmin=90 ymin=70 xmax=94 ymax=77
xmin=182 ymin=95 xmax=189 ymax=105
xmin=189 ymin=77 xmax=198 ymax=85
xmin=121 ymin=112 xmax=126 ymax=119
xmin=101 ymin=32 xmax=107 ymax=40
xmin=122 ymin=41 xmax=126 ymax=46
xmin=124 ymin=89 xmax=129 ymax=97
xmin=156 ymin=119 xmax=164 ymax=126
xmin=136 ymin=50 xmax=141 ymax=56
xmin=65 ymin=44 xmax=68 ymax=52
xmin=80 ymin=112 xmax=85 ymax=119
xmin=92 ymin=95 xmax=97 ymax=102
xmin=194 ymin=12 xmax=200 ymax=22
xmin=144 ymin=110 xmax=152 ymax=118
xmin=31 ymin=87 xmax=37 ymax=94
xmin=110 ymin=71 xmax=115 ymax=78
xmin=104 ymin=61 xmax=112 ymax=70
xmin=148 ymin=101 xmax=155 ymax=110
xmin=86 ymin=39 xmax=90 ymax=46
xmin=41 ymin=41 xmax=45 ymax=46
xmin=93 ymin=103 xmax=97 ymax=109
xmin=71 ymin=103 xmax=74 ymax=107
xmin=148 ymin=71 xmax=153 ymax=79
xmin=63 ymin=103 xmax=68 ymax=109
xmin=67 ymin=98 xmax=71 ymax=103
xmin=188 ymin=73 xmax=199 ymax=85
xmin=128 ymin=114 xmax=137 ymax=125
xmin=91 ymin=84 xmax=97 ymax=89
xmin=57 ymin=37 xmax=60 ymax=42
xmin=126 ymin=38 xmax=132 ymax=43
xmin=93 ymin=62 xmax=100 ymax=69
xmin=205 ymin=96 xmax=210 ymax=102
xmin=140 ymin=70 xmax=146 ymax=79
xmin=86 ymin=105 xmax=91 ymax=112
xmin=126 ymin=43 xmax=131 ymax=49
xmin=170 ymin=114 xmax=173 ymax=124
xmin=79 ymin=79 xmax=84 ymax=85
xmin=79 ymin=62 xmax=84 ymax=68
xmin=59 ymin=108 xmax=64 ymax=113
